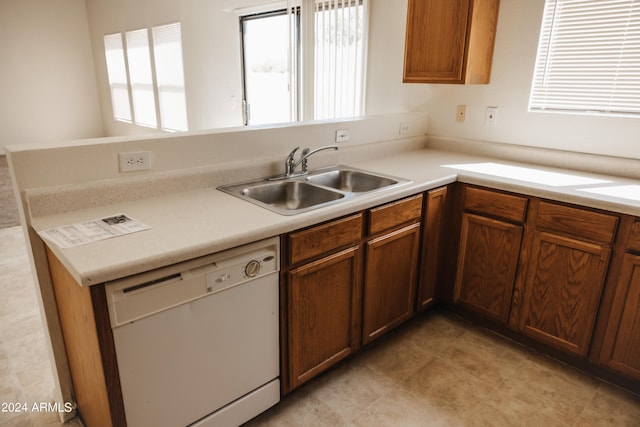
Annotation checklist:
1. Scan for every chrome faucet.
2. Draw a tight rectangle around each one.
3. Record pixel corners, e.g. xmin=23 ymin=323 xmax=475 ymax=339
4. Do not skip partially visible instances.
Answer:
xmin=283 ymin=145 xmax=339 ymax=177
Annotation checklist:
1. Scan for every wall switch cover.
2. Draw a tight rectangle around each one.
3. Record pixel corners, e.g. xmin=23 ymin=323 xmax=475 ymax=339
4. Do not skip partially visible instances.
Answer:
xmin=456 ymin=105 xmax=467 ymax=122
xmin=485 ymin=107 xmax=497 ymax=126
xmin=335 ymin=129 xmax=350 ymax=142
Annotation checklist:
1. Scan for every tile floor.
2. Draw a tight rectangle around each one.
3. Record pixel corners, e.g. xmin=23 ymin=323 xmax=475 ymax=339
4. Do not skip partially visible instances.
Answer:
xmin=247 ymin=312 xmax=640 ymax=427
xmin=1 ymin=225 xmax=639 ymax=427
xmin=0 ymin=226 xmax=83 ymax=427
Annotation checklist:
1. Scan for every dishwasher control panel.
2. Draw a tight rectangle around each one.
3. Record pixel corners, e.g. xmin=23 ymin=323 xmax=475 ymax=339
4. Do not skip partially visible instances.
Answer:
xmin=105 ymin=237 xmax=279 ymax=328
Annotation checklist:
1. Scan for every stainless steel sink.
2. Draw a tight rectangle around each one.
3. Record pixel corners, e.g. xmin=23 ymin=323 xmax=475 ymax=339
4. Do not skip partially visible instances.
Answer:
xmin=241 ymin=181 xmax=344 ymax=211
xmin=306 ymin=169 xmax=399 ymax=192
xmin=218 ymin=166 xmax=411 ymax=215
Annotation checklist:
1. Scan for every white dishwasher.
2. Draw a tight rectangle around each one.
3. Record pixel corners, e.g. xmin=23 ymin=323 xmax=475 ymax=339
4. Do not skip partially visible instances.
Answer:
xmin=105 ymin=237 xmax=280 ymax=427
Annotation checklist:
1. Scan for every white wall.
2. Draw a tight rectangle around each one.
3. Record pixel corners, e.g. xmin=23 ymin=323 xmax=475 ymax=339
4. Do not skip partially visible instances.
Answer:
xmin=365 ymin=0 xmax=431 ymax=115
xmin=425 ymin=0 xmax=640 ymax=160
xmin=85 ymin=0 xmax=431 ymax=136
xmin=0 ymin=0 xmax=103 ymax=155
xmin=85 ymin=0 xmax=251 ymax=135
xmin=4 ymin=0 xmax=639 ymax=160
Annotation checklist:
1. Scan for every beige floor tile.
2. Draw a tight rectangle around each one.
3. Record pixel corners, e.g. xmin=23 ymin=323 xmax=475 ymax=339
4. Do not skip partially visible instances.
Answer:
xmin=498 ymin=354 xmax=601 ymax=424
xmin=400 ymin=356 xmax=497 ymax=418
xmin=574 ymin=382 xmax=640 ymax=427
xmin=350 ymin=385 xmax=462 ymax=427
xmin=401 ymin=311 xmax=468 ymax=356
xmin=244 ymin=380 xmax=343 ymax=427
xmin=310 ymin=358 xmax=398 ymax=423
xmin=358 ymin=329 xmax=437 ymax=385
xmin=438 ymin=326 xmax=529 ymax=387
xmin=462 ymin=384 xmax=568 ymax=427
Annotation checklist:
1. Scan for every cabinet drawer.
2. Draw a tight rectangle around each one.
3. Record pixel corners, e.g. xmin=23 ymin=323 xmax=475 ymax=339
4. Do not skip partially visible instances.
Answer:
xmin=368 ymin=194 xmax=423 ymax=235
xmin=464 ymin=186 xmax=528 ymax=224
xmin=288 ymin=214 xmax=363 ymax=265
xmin=628 ymin=220 xmax=640 ymax=253
xmin=535 ymin=201 xmax=618 ymax=245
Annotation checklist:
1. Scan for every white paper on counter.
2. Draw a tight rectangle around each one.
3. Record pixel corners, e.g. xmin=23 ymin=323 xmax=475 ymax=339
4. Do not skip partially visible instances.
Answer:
xmin=39 ymin=214 xmax=150 ymax=249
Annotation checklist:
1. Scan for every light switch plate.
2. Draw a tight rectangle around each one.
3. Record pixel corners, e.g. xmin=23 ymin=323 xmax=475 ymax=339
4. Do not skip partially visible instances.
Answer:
xmin=335 ymin=129 xmax=350 ymax=142
xmin=456 ymin=105 xmax=467 ymax=123
xmin=485 ymin=107 xmax=498 ymax=126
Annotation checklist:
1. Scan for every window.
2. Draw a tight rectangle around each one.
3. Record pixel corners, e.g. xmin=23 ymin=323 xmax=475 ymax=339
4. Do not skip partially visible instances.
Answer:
xmin=529 ymin=0 xmax=640 ymax=118
xmin=241 ymin=10 xmax=299 ymax=125
xmin=104 ymin=23 xmax=188 ymax=131
xmin=314 ymin=0 xmax=367 ymax=120
xmin=239 ymin=0 xmax=367 ymax=125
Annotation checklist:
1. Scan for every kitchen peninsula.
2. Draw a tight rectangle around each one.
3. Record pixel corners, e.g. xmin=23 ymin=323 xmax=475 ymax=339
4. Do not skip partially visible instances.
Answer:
xmin=7 ymin=113 xmax=640 ymax=426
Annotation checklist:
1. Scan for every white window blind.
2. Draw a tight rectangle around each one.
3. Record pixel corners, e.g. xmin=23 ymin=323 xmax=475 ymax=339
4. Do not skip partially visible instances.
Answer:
xmin=529 ymin=0 xmax=640 ymax=117
xmin=126 ymin=29 xmax=157 ymax=128
xmin=153 ymin=23 xmax=188 ymax=131
xmin=314 ymin=0 xmax=367 ymax=120
xmin=104 ymin=33 xmax=132 ymax=122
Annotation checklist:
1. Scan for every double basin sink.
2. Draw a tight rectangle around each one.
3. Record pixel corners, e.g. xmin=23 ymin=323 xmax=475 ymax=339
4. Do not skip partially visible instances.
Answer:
xmin=218 ymin=166 xmax=411 ymax=215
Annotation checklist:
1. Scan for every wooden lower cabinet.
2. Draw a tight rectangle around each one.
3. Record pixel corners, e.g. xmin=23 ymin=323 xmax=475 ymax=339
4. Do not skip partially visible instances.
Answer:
xmin=452 ymin=185 xmax=526 ymax=323
xmin=453 ymin=212 xmax=523 ymax=322
xmin=599 ymin=252 xmax=640 ymax=380
xmin=283 ymin=193 xmax=426 ymax=391
xmin=417 ymin=186 xmax=448 ymax=310
xmin=362 ymin=223 xmax=421 ymax=345
xmin=515 ymin=231 xmax=611 ymax=356
xmin=287 ymin=246 xmax=362 ymax=391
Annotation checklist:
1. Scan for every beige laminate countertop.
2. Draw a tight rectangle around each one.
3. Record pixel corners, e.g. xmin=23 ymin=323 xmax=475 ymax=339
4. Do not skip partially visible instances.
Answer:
xmin=30 ymin=148 xmax=640 ymax=287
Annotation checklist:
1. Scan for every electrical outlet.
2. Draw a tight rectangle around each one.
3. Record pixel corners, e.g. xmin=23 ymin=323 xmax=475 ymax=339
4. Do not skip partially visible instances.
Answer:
xmin=456 ymin=105 xmax=467 ymax=123
xmin=399 ymin=123 xmax=410 ymax=135
xmin=335 ymin=129 xmax=350 ymax=143
xmin=485 ymin=106 xmax=498 ymax=126
xmin=119 ymin=151 xmax=151 ymax=172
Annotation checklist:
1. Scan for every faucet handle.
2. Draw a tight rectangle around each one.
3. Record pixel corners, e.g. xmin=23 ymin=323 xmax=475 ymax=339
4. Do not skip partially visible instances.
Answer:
xmin=286 ymin=147 xmax=300 ymax=162
xmin=285 ymin=147 xmax=300 ymax=176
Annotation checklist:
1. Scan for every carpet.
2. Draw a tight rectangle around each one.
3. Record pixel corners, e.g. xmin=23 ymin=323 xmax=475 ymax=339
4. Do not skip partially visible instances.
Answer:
xmin=0 ymin=155 xmax=20 ymax=228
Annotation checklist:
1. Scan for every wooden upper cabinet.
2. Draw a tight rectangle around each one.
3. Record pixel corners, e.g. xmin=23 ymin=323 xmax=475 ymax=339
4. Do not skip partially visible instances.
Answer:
xmin=403 ymin=0 xmax=500 ymax=84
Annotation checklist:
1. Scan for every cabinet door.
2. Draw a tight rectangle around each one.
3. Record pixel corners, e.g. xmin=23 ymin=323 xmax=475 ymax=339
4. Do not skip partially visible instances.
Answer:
xmin=403 ymin=0 xmax=500 ymax=84
xmin=417 ymin=186 xmax=447 ymax=310
xmin=362 ymin=223 xmax=421 ymax=345
xmin=287 ymin=246 xmax=361 ymax=390
xmin=599 ymin=253 xmax=640 ymax=380
xmin=453 ymin=213 xmax=523 ymax=322
xmin=404 ymin=0 xmax=469 ymax=83
xmin=518 ymin=232 xmax=610 ymax=356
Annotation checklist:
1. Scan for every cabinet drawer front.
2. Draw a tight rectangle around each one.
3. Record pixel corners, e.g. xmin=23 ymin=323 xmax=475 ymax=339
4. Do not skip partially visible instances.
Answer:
xmin=289 ymin=214 xmax=363 ymax=265
xmin=368 ymin=194 xmax=423 ymax=235
xmin=535 ymin=201 xmax=618 ymax=244
xmin=464 ymin=186 xmax=528 ymax=224
xmin=628 ymin=220 xmax=640 ymax=253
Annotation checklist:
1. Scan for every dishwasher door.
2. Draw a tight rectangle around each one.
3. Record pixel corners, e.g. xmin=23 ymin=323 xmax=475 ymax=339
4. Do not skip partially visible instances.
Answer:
xmin=106 ymin=238 xmax=280 ymax=427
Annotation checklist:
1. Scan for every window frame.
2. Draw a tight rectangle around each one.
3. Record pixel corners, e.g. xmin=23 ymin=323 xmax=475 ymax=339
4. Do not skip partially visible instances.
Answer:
xmin=529 ymin=0 xmax=640 ymax=118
